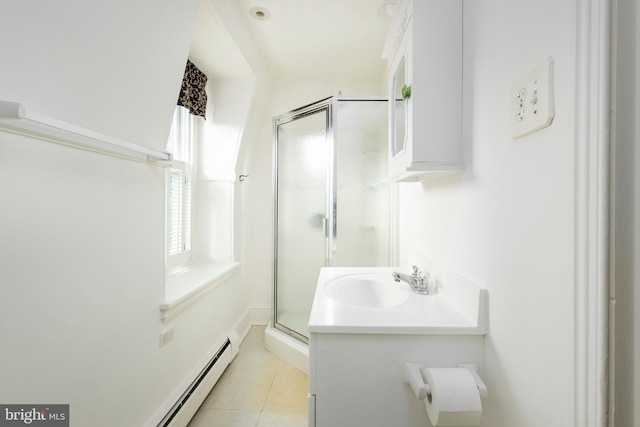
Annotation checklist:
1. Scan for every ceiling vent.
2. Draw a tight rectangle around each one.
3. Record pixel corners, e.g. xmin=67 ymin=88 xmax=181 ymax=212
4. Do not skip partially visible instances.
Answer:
xmin=250 ymin=7 xmax=271 ymax=20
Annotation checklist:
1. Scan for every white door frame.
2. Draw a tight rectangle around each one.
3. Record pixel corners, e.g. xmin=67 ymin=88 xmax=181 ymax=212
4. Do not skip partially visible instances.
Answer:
xmin=574 ymin=0 xmax=612 ymax=426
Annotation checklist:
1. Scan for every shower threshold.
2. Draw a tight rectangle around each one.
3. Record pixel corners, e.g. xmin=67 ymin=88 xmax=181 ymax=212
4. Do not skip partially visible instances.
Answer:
xmin=264 ymin=322 xmax=309 ymax=375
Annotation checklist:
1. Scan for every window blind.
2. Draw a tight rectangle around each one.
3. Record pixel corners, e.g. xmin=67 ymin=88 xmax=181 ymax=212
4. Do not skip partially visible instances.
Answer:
xmin=167 ymin=165 xmax=192 ymax=260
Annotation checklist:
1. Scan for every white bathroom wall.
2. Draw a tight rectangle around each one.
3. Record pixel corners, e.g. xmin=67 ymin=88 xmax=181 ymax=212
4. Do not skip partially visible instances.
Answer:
xmin=0 ymin=1 xmax=254 ymax=426
xmin=193 ymin=79 xmax=255 ymax=264
xmin=0 ymin=133 xmax=247 ymax=427
xmin=397 ymin=1 xmax=575 ymax=426
xmin=199 ymin=79 xmax=255 ymax=181
xmin=200 ymin=0 xmax=276 ymax=321
xmin=0 ymin=0 xmax=195 ymax=151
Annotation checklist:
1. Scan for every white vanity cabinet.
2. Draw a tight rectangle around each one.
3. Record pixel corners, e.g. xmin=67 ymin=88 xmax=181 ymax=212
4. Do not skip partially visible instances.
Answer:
xmin=383 ymin=0 xmax=463 ymax=182
xmin=307 ymin=267 xmax=488 ymax=427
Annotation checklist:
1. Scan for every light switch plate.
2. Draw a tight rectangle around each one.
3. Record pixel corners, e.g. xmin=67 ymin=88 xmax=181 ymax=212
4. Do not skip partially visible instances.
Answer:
xmin=511 ymin=57 xmax=554 ymax=138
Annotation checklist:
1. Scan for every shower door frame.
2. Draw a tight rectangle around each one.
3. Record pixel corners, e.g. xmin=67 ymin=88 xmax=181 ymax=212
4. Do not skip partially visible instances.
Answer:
xmin=272 ymin=97 xmax=335 ymax=343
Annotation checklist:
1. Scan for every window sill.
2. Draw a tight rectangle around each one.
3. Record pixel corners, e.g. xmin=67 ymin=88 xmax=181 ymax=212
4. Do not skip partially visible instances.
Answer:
xmin=160 ymin=262 xmax=240 ymax=323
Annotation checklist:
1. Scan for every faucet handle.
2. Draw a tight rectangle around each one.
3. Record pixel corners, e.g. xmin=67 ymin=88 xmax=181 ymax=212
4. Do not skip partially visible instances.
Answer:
xmin=411 ymin=265 xmax=419 ymax=275
xmin=414 ymin=269 xmax=431 ymax=294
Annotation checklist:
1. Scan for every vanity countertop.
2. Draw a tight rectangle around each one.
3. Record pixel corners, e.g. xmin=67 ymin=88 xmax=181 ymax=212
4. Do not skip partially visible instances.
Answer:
xmin=308 ymin=267 xmax=487 ymax=335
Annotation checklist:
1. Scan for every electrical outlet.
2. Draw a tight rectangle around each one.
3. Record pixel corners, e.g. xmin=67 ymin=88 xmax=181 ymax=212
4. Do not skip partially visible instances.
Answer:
xmin=511 ymin=57 xmax=554 ymax=138
xmin=159 ymin=325 xmax=174 ymax=348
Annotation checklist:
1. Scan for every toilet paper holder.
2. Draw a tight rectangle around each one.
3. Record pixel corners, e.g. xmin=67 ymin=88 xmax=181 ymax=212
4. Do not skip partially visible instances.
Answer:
xmin=403 ymin=362 xmax=488 ymax=400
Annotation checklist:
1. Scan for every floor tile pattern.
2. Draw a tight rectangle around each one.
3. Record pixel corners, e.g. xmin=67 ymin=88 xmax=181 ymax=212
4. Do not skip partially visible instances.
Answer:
xmin=188 ymin=326 xmax=308 ymax=427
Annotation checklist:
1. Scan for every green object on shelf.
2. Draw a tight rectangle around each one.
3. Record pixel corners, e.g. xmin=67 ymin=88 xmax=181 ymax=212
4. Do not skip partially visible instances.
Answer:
xmin=402 ymin=84 xmax=411 ymax=100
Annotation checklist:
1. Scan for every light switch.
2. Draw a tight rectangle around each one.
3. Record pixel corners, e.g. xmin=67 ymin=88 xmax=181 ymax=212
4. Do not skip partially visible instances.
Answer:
xmin=510 ymin=57 xmax=554 ymax=138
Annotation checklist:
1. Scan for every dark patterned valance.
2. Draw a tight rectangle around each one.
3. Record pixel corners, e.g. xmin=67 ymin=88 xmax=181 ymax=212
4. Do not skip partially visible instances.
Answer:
xmin=177 ymin=60 xmax=208 ymax=118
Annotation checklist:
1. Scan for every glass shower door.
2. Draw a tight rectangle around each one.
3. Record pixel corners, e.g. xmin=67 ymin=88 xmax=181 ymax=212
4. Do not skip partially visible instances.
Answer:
xmin=274 ymin=102 xmax=330 ymax=341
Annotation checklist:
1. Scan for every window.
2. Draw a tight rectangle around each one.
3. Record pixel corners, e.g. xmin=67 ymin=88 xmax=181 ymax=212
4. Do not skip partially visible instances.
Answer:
xmin=166 ymin=106 xmax=195 ymax=270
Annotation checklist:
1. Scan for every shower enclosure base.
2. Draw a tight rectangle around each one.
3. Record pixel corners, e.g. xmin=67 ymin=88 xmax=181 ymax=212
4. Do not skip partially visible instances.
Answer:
xmin=264 ymin=323 xmax=309 ymax=374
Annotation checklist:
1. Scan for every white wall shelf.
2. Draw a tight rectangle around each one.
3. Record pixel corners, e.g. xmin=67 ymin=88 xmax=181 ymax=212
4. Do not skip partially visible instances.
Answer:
xmin=0 ymin=100 xmax=170 ymax=161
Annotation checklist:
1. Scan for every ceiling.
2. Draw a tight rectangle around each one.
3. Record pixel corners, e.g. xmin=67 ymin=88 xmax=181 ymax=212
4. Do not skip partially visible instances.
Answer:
xmin=239 ymin=0 xmax=392 ymax=81
xmin=191 ymin=0 xmax=393 ymax=82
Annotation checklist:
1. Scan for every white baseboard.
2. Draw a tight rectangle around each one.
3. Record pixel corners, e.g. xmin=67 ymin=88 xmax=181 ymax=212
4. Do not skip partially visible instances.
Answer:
xmin=146 ymin=305 xmax=271 ymax=427
xmin=145 ymin=336 xmax=231 ymax=427
xmin=231 ymin=304 xmax=271 ymax=346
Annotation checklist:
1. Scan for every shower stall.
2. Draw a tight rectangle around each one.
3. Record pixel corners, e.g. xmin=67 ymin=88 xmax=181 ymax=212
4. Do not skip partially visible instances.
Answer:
xmin=272 ymin=97 xmax=390 ymax=343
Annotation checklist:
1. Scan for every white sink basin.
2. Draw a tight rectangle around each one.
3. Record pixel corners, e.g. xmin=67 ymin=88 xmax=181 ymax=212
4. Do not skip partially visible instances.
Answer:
xmin=324 ymin=273 xmax=411 ymax=308
xmin=309 ymin=267 xmax=488 ymax=335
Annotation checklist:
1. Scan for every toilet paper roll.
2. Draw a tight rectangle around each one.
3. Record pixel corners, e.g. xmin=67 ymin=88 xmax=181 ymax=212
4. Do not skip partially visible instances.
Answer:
xmin=422 ymin=368 xmax=482 ymax=426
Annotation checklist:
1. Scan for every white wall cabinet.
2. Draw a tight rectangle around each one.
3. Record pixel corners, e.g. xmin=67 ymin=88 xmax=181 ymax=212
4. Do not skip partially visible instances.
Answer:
xmin=383 ymin=0 xmax=463 ymax=182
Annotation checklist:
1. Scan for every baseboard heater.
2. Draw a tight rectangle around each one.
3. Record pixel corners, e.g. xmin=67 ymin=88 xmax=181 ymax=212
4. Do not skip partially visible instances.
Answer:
xmin=158 ymin=338 xmax=232 ymax=427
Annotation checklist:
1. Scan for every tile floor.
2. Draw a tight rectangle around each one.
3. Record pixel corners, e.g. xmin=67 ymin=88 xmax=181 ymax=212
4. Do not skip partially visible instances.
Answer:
xmin=188 ymin=325 xmax=309 ymax=427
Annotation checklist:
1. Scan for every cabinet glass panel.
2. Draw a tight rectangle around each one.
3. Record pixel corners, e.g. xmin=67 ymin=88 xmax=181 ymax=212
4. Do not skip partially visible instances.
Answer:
xmin=392 ymin=57 xmax=407 ymax=157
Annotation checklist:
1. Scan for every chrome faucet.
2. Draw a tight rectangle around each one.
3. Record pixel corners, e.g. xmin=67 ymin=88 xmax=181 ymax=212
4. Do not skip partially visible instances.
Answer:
xmin=392 ymin=265 xmax=431 ymax=295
